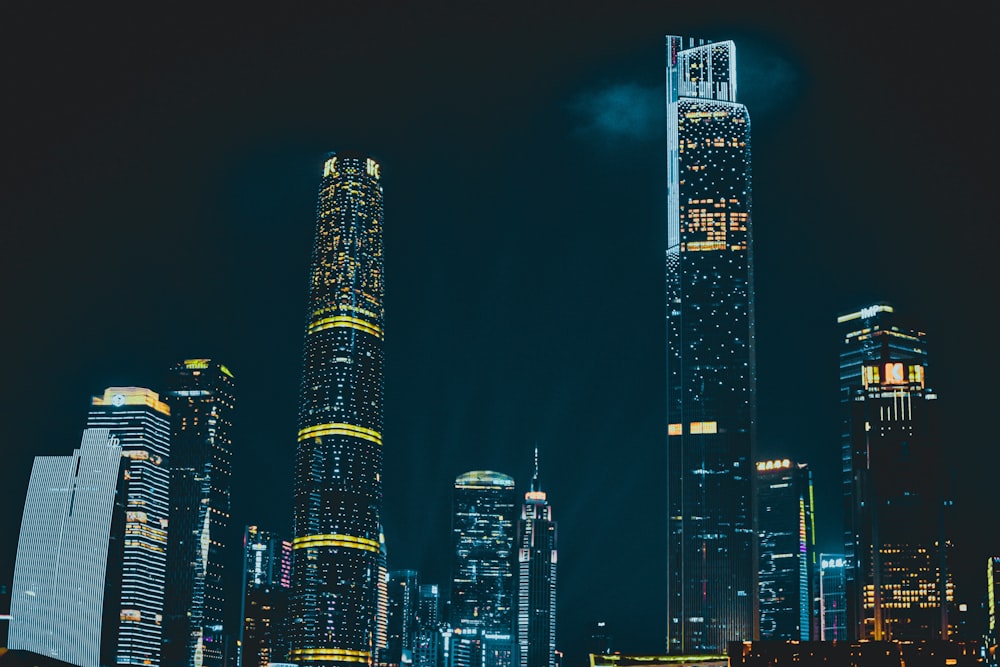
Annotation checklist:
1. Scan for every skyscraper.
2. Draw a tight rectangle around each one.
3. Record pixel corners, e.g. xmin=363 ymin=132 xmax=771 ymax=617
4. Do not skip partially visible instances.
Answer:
xmin=838 ymin=304 xmax=952 ymax=641
xmin=986 ymin=557 xmax=1000 ymax=665
xmin=240 ymin=526 xmax=292 ymax=667
xmin=8 ymin=428 xmax=124 ymax=667
xmin=664 ymin=35 xmax=756 ymax=653
xmin=413 ymin=585 xmax=441 ymax=667
xmin=516 ymin=451 xmax=557 ymax=667
xmin=162 ymin=359 xmax=237 ymax=667
xmin=385 ymin=570 xmax=419 ymax=667
xmin=288 ymin=152 xmax=385 ymax=666
xmin=451 ymin=471 xmax=517 ymax=667
xmin=755 ymin=458 xmax=815 ymax=641
xmin=818 ymin=555 xmax=847 ymax=642
xmin=86 ymin=386 xmax=172 ymax=667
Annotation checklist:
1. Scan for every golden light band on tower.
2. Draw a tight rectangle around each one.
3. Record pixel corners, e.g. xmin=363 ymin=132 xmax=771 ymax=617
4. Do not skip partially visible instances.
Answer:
xmin=292 ymin=534 xmax=380 ymax=553
xmin=297 ymin=423 xmax=382 ymax=446
xmin=307 ymin=315 xmax=383 ymax=339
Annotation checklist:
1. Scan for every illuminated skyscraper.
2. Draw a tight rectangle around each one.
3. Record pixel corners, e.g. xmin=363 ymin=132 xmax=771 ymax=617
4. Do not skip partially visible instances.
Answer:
xmin=240 ymin=526 xmax=292 ymax=667
xmin=288 ymin=153 xmax=385 ymax=666
xmin=755 ymin=459 xmax=815 ymax=641
xmin=8 ymin=428 xmax=123 ymax=667
xmin=162 ymin=359 xmax=237 ymax=667
xmin=516 ymin=451 xmax=557 ymax=667
xmin=665 ymin=35 xmax=756 ymax=653
xmin=385 ymin=570 xmax=419 ymax=667
xmin=838 ymin=304 xmax=952 ymax=641
xmin=818 ymin=555 xmax=847 ymax=641
xmin=413 ymin=585 xmax=441 ymax=667
xmin=86 ymin=387 xmax=172 ymax=667
xmin=986 ymin=557 xmax=1000 ymax=665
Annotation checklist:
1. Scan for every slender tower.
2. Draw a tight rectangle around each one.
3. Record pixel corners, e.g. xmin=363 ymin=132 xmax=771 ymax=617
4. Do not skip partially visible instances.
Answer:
xmin=162 ymin=359 xmax=237 ymax=667
xmin=288 ymin=152 xmax=385 ymax=666
xmin=665 ymin=36 xmax=756 ymax=653
xmin=516 ymin=450 xmax=557 ymax=667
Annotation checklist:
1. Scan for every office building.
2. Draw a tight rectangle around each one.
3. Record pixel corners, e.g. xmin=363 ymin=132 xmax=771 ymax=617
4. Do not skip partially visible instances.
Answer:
xmin=665 ymin=35 xmax=756 ymax=653
xmin=86 ymin=386 xmax=172 ymax=667
xmin=162 ymin=359 xmax=236 ymax=667
xmin=413 ymin=585 xmax=441 ymax=667
xmin=287 ymin=153 xmax=386 ymax=666
xmin=8 ymin=428 xmax=124 ymax=667
xmin=385 ymin=570 xmax=418 ymax=667
xmin=819 ymin=555 xmax=847 ymax=642
xmin=756 ymin=458 xmax=815 ymax=641
xmin=240 ymin=526 xmax=292 ymax=667
xmin=516 ymin=452 xmax=557 ymax=667
xmin=838 ymin=304 xmax=953 ymax=640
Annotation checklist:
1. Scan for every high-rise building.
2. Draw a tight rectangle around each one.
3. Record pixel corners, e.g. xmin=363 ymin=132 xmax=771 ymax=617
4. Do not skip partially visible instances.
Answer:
xmin=755 ymin=458 xmax=815 ymax=641
xmin=86 ymin=386 xmax=172 ymax=667
xmin=451 ymin=471 xmax=516 ymax=667
xmin=838 ymin=304 xmax=952 ymax=641
xmin=8 ymin=428 xmax=124 ymax=667
xmin=240 ymin=526 xmax=292 ymax=667
xmin=515 ymin=451 xmax=557 ymax=667
xmin=664 ymin=35 xmax=756 ymax=653
xmin=288 ymin=153 xmax=386 ymax=666
xmin=385 ymin=570 xmax=419 ymax=667
xmin=986 ymin=557 xmax=1000 ymax=665
xmin=413 ymin=585 xmax=441 ymax=667
xmin=162 ymin=359 xmax=237 ymax=667
xmin=818 ymin=555 xmax=847 ymax=642
xmin=376 ymin=531 xmax=389 ymax=665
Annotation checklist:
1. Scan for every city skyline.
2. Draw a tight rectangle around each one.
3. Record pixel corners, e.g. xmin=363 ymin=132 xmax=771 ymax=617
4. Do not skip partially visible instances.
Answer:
xmin=0 ymin=4 xmax=996 ymax=667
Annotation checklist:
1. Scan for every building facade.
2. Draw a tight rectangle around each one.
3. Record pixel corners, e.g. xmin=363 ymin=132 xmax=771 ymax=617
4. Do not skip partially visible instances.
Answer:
xmin=240 ymin=526 xmax=292 ymax=667
xmin=288 ymin=153 xmax=386 ymax=666
xmin=756 ymin=459 xmax=815 ymax=641
xmin=838 ymin=304 xmax=953 ymax=641
xmin=516 ymin=452 xmax=557 ymax=667
xmin=384 ymin=570 xmax=419 ymax=667
xmin=665 ymin=35 xmax=757 ymax=653
xmin=162 ymin=359 xmax=237 ymax=667
xmin=8 ymin=428 xmax=124 ymax=667
xmin=413 ymin=585 xmax=441 ymax=667
xmin=86 ymin=386 xmax=172 ymax=667
xmin=818 ymin=555 xmax=847 ymax=641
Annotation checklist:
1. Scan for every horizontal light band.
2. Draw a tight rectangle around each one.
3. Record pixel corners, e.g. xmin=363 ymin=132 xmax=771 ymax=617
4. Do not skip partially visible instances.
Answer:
xmin=297 ymin=423 xmax=382 ymax=446
xmin=308 ymin=315 xmax=383 ymax=339
xmin=293 ymin=534 xmax=380 ymax=553
xmin=289 ymin=648 xmax=371 ymax=664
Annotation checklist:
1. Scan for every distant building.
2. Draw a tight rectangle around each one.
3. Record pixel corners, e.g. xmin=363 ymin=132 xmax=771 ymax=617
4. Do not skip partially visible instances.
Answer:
xmin=385 ymin=570 xmax=419 ymax=667
xmin=412 ymin=585 xmax=441 ymax=667
xmin=586 ymin=622 xmax=613 ymax=657
xmin=86 ymin=387 xmax=172 ymax=667
xmin=451 ymin=471 xmax=516 ymax=667
xmin=516 ymin=451 xmax=557 ymax=667
xmin=838 ymin=304 xmax=953 ymax=641
xmin=162 ymin=359 xmax=237 ymax=667
xmin=986 ymin=557 xmax=1000 ymax=665
xmin=8 ymin=428 xmax=124 ymax=667
xmin=240 ymin=526 xmax=292 ymax=667
xmin=665 ymin=34 xmax=757 ymax=653
xmin=818 ymin=555 xmax=847 ymax=641
xmin=756 ymin=458 xmax=815 ymax=641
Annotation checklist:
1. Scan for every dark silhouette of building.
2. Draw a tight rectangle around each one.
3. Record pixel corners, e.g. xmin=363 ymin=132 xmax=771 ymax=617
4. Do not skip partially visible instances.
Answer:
xmin=515 ymin=451 xmax=557 ymax=667
xmin=162 ymin=360 xmax=236 ymax=667
xmin=756 ymin=458 xmax=815 ymax=640
xmin=838 ymin=304 xmax=953 ymax=641
xmin=240 ymin=526 xmax=291 ymax=667
xmin=287 ymin=153 xmax=386 ymax=666
xmin=665 ymin=35 xmax=757 ymax=653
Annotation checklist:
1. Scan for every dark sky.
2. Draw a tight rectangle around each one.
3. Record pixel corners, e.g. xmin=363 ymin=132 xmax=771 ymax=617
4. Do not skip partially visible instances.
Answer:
xmin=1 ymin=3 xmax=996 ymax=664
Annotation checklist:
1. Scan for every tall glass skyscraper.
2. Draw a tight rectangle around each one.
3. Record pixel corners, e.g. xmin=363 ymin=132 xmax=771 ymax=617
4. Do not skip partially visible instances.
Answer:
xmin=8 ymin=428 xmax=124 ymax=667
xmin=87 ymin=386 xmax=172 ymax=667
xmin=384 ymin=570 xmax=418 ymax=667
xmin=241 ymin=525 xmax=292 ymax=667
xmin=162 ymin=359 xmax=237 ymax=667
xmin=665 ymin=35 xmax=756 ymax=653
xmin=515 ymin=452 xmax=557 ymax=667
xmin=838 ymin=304 xmax=952 ymax=641
xmin=288 ymin=152 xmax=385 ymax=666
xmin=755 ymin=459 xmax=815 ymax=641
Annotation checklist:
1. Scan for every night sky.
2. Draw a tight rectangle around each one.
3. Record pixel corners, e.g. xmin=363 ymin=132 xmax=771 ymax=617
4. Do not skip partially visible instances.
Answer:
xmin=1 ymin=3 xmax=996 ymax=665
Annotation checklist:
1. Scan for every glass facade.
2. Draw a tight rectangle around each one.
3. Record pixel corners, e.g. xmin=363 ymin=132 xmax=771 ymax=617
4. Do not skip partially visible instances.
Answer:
xmin=384 ymin=570 xmax=418 ymax=667
xmin=755 ymin=459 xmax=815 ymax=641
xmin=838 ymin=304 xmax=952 ymax=640
xmin=162 ymin=359 xmax=237 ymax=667
xmin=241 ymin=525 xmax=292 ymax=667
xmin=516 ymin=453 xmax=557 ymax=667
xmin=818 ymin=555 xmax=847 ymax=641
xmin=665 ymin=35 xmax=756 ymax=653
xmin=8 ymin=428 xmax=124 ymax=667
xmin=288 ymin=153 xmax=385 ymax=666
xmin=87 ymin=386 xmax=172 ymax=667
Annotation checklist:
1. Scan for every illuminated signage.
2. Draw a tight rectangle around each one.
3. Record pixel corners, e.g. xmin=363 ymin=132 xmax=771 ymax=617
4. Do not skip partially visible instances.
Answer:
xmin=756 ymin=459 xmax=791 ymax=472
xmin=836 ymin=303 xmax=894 ymax=324
xmin=821 ymin=557 xmax=845 ymax=569
xmin=689 ymin=421 xmax=717 ymax=434
xmin=862 ymin=362 xmax=925 ymax=389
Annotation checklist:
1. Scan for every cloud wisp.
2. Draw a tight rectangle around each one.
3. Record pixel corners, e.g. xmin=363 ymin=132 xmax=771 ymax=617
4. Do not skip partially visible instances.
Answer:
xmin=570 ymin=81 xmax=664 ymax=146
